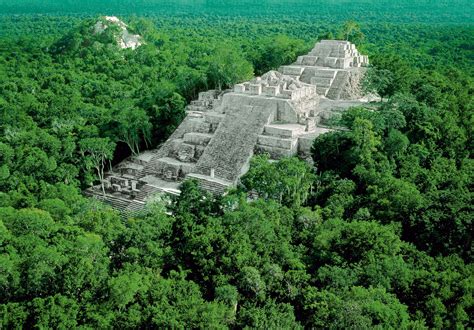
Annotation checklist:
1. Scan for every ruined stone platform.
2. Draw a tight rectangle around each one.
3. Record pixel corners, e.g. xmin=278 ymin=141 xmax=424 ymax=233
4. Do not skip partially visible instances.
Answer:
xmin=280 ymin=40 xmax=368 ymax=99
xmin=86 ymin=40 xmax=369 ymax=212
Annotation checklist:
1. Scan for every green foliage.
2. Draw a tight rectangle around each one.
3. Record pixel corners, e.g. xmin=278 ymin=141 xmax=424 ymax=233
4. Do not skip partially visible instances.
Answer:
xmin=241 ymin=154 xmax=316 ymax=208
xmin=303 ymin=286 xmax=416 ymax=328
xmin=113 ymin=102 xmax=152 ymax=155
xmin=337 ymin=20 xmax=365 ymax=44
xmin=79 ymin=137 xmax=115 ymax=185
xmin=250 ymin=35 xmax=308 ymax=76
xmin=2 ymin=0 xmax=472 ymax=25
xmin=206 ymin=44 xmax=254 ymax=90
xmin=312 ymin=91 xmax=472 ymax=260
xmin=362 ymin=67 xmax=395 ymax=100
xmin=237 ymin=300 xmax=301 ymax=329
xmin=0 ymin=6 xmax=473 ymax=329
xmin=310 ymin=219 xmax=402 ymax=265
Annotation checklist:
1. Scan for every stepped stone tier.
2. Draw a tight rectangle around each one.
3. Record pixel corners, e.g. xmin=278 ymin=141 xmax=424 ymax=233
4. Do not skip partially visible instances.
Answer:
xmin=280 ymin=40 xmax=368 ymax=99
xmin=85 ymin=40 xmax=369 ymax=213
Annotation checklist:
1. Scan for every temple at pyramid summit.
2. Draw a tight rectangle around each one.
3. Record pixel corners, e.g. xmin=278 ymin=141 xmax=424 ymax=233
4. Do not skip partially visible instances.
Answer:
xmin=85 ymin=40 xmax=370 ymax=213
xmin=280 ymin=40 xmax=369 ymax=99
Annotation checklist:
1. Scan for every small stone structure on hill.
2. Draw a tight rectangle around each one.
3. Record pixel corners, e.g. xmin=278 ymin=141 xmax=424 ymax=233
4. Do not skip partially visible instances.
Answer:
xmin=93 ymin=16 xmax=143 ymax=50
xmin=85 ymin=40 xmax=369 ymax=213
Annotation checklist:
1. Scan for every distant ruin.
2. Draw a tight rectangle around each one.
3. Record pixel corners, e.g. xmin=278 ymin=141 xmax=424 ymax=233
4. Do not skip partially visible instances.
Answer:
xmin=93 ymin=16 xmax=143 ymax=50
xmin=85 ymin=40 xmax=369 ymax=213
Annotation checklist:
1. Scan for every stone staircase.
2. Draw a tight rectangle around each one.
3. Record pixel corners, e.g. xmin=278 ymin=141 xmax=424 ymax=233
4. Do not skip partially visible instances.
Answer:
xmin=142 ymin=113 xmax=221 ymax=179
xmin=300 ymin=68 xmax=338 ymax=96
xmin=124 ymin=200 xmax=146 ymax=216
xmin=255 ymin=124 xmax=309 ymax=159
xmin=183 ymin=132 xmax=213 ymax=145
xmin=97 ymin=194 xmax=131 ymax=211
xmin=186 ymin=100 xmax=209 ymax=112
xmin=134 ymin=184 xmax=161 ymax=201
xmin=185 ymin=90 xmax=222 ymax=113
xmin=154 ymin=157 xmax=196 ymax=180
xmin=186 ymin=117 xmax=213 ymax=134
xmin=296 ymin=55 xmax=319 ymax=66
xmin=326 ymin=71 xmax=350 ymax=100
xmin=255 ymin=125 xmax=299 ymax=159
xmin=138 ymin=100 xmax=230 ymax=196
xmin=279 ymin=65 xmax=305 ymax=80
xmin=193 ymin=104 xmax=274 ymax=182
xmin=186 ymin=173 xmax=232 ymax=195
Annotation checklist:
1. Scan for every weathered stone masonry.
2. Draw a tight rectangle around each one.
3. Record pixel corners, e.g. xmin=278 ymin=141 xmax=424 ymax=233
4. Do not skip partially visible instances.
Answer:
xmin=85 ymin=40 xmax=369 ymax=213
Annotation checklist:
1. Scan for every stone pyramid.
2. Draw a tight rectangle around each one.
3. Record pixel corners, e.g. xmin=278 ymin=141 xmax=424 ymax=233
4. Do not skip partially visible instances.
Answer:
xmin=85 ymin=40 xmax=369 ymax=213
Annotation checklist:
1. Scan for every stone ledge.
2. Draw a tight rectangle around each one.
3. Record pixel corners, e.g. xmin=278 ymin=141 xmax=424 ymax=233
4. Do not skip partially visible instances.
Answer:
xmin=257 ymin=135 xmax=296 ymax=149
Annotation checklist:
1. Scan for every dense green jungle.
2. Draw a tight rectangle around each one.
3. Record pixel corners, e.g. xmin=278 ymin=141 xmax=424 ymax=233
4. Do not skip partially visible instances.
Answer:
xmin=0 ymin=0 xmax=473 ymax=328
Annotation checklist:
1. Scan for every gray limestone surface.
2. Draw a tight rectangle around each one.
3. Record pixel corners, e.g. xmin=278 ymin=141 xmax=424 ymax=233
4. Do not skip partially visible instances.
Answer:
xmin=280 ymin=40 xmax=368 ymax=99
xmin=86 ymin=40 xmax=370 ymax=212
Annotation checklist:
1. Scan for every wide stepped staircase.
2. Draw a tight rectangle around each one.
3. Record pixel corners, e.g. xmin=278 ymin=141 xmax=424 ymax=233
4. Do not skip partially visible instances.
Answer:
xmin=138 ymin=87 xmax=238 ymax=194
xmin=192 ymin=104 xmax=274 ymax=185
xmin=96 ymin=194 xmax=129 ymax=210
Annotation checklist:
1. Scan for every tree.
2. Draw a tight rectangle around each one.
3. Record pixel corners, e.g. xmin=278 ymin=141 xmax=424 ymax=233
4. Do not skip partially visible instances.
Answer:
xmin=207 ymin=44 xmax=253 ymax=90
xmin=145 ymin=271 xmax=229 ymax=328
xmin=141 ymin=82 xmax=186 ymax=144
xmin=113 ymin=102 xmax=152 ymax=156
xmin=215 ymin=284 xmax=239 ymax=318
xmin=0 ymin=303 xmax=28 ymax=328
xmin=108 ymin=271 xmax=145 ymax=311
xmin=30 ymin=295 xmax=79 ymax=329
xmin=79 ymin=137 xmax=116 ymax=195
xmin=251 ymin=35 xmax=307 ymax=75
xmin=237 ymin=300 xmax=301 ymax=329
xmin=312 ymin=130 xmax=358 ymax=176
xmin=241 ymin=155 xmax=315 ymax=208
xmin=362 ymin=67 xmax=395 ymax=100
xmin=302 ymin=286 xmax=416 ymax=328
xmin=351 ymin=117 xmax=381 ymax=170
xmin=0 ymin=142 xmax=13 ymax=184
xmin=369 ymin=54 xmax=414 ymax=98
xmin=337 ymin=20 xmax=365 ymax=44
xmin=310 ymin=219 xmax=403 ymax=266
xmin=238 ymin=266 xmax=266 ymax=301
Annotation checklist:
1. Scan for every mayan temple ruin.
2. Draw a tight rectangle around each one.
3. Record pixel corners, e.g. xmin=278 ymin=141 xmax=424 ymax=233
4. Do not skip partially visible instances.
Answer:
xmin=85 ymin=40 xmax=369 ymax=213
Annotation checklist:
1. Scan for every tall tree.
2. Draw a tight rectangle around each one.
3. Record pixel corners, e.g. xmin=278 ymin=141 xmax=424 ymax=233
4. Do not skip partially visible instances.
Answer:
xmin=79 ymin=137 xmax=116 ymax=195
xmin=338 ymin=20 xmax=365 ymax=44
xmin=206 ymin=44 xmax=253 ymax=90
xmin=113 ymin=102 xmax=152 ymax=156
xmin=241 ymin=155 xmax=315 ymax=208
